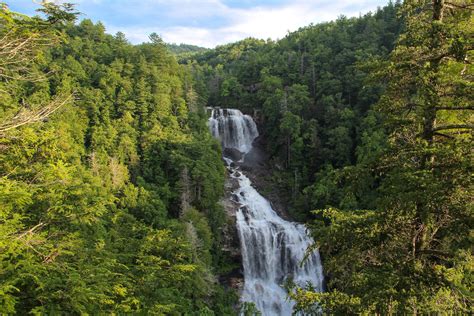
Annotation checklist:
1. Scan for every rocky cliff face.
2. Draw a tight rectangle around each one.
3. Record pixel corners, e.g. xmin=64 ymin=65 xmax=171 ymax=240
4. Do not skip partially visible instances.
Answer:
xmin=236 ymin=135 xmax=291 ymax=220
xmin=218 ymin=168 xmax=244 ymax=292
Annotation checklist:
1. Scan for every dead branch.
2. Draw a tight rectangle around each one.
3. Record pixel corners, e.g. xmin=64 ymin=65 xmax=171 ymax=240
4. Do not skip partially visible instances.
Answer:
xmin=0 ymin=94 xmax=74 ymax=135
xmin=15 ymin=221 xmax=45 ymax=240
xmin=0 ymin=30 xmax=58 ymax=82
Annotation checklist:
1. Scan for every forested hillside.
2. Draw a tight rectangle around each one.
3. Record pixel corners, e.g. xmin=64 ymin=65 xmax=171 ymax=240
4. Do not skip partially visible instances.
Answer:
xmin=186 ymin=1 xmax=402 ymax=219
xmin=186 ymin=0 xmax=473 ymax=313
xmin=1 ymin=0 xmax=472 ymax=314
xmin=0 ymin=3 xmax=235 ymax=314
xmin=166 ymin=42 xmax=209 ymax=57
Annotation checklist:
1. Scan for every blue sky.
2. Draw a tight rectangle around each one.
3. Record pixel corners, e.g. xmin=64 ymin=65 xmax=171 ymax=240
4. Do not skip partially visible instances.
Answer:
xmin=9 ymin=0 xmax=390 ymax=47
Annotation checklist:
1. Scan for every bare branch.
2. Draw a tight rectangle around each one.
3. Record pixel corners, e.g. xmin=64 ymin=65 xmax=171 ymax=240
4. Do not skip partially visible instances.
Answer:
xmin=0 ymin=94 xmax=74 ymax=135
xmin=16 ymin=222 xmax=46 ymax=240
xmin=418 ymin=249 xmax=453 ymax=258
xmin=0 ymin=30 xmax=59 ymax=82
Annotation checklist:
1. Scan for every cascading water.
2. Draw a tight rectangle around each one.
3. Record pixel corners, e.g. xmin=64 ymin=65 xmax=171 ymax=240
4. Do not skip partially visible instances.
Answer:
xmin=208 ymin=108 xmax=324 ymax=315
xmin=208 ymin=108 xmax=259 ymax=153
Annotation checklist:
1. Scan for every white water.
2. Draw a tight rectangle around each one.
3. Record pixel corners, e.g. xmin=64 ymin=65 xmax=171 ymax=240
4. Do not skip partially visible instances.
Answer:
xmin=208 ymin=108 xmax=259 ymax=153
xmin=208 ymin=108 xmax=324 ymax=316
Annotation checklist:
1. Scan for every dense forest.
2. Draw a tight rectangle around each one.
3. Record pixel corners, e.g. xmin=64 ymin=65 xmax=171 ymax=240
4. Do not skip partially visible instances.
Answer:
xmin=166 ymin=42 xmax=209 ymax=56
xmin=186 ymin=0 xmax=473 ymax=313
xmin=0 ymin=3 xmax=236 ymax=314
xmin=185 ymin=1 xmax=402 ymax=219
xmin=1 ymin=0 xmax=472 ymax=315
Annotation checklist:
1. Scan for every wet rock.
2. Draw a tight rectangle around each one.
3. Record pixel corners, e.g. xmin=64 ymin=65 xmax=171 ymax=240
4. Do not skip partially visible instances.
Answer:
xmin=240 ymin=164 xmax=253 ymax=173
xmin=241 ymin=136 xmax=268 ymax=167
xmin=229 ymin=277 xmax=244 ymax=289
xmin=231 ymin=193 xmax=240 ymax=202
xmin=225 ymin=176 xmax=240 ymax=192
xmin=223 ymin=148 xmax=243 ymax=161
xmin=240 ymin=206 xmax=250 ymax=223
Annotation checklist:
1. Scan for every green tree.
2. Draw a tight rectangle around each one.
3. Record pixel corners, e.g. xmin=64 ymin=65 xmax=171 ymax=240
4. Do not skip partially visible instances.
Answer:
xmin=0 ymin=2 xmax=235 ymax=314
xmin=293 ymin=1 xmax=473 ymax=313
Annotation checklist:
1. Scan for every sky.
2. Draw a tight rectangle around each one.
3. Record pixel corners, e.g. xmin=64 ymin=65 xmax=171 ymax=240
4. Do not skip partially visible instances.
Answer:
xmin=9 ymin=0 xmax=390 ymax=48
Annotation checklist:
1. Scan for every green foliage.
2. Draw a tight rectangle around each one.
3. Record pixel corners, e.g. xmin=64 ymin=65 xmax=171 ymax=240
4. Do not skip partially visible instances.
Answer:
xmin=166 ymin=42 xmax=209 ymax=59
xmin=290 ymin=288 xmax=361 ymax=314
xmin=240 ymin=302 xmax=262 ymax=316
xmin=0 ymin=2 xmax=235 ymax=314
xmin=186 ymin=0 xmax=472 ymax=314
xmin=185 ymin=2 xmax=403 ymax=218
xmin=2 ymin=0 xmax=471 ymax=314
xmin=290 ymin=1 xmax=473 ymax=314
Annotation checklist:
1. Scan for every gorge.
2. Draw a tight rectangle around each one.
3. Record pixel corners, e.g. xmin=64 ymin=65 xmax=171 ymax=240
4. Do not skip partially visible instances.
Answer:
xmin=2 ymin=1 xmax=471 ymax=314
xmin=209 ymin=108 xmax=324 ymax=315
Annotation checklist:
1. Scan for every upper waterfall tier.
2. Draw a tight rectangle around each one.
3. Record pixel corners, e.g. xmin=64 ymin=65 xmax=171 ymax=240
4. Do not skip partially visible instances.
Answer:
xmin=208 ymin=108 xmax=259 ymax=154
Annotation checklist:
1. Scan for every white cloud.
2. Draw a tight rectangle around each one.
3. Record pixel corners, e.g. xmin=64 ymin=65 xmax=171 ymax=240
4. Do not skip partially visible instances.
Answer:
xmin=104 ymin=0 xmax=387 ymax=47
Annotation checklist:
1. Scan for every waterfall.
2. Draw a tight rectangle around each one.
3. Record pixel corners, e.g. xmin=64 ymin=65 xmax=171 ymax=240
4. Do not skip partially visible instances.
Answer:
xmin=208 ymin=108 xmax=324 ymax=315
xmin=208 ymin=108 xmax=259 ymax=153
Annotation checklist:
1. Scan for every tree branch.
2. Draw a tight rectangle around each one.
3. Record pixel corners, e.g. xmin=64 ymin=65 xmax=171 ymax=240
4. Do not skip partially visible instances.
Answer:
xmin=434 ymin=132 xmax=455 ymax=139
xmin=433 ymin=124 xmax=474 ymax=132
xmin=15 ymin=222 xmax=45 ymax=240
xmin=0 ymin=94 xmax=74 ymax=135
xmin=418 ymin=249 xmax=453 ymax=258
xmin=445 ymin=2 xmax=474 ymax=11
xmin=435 ymin=106 xmax=474 ymax=111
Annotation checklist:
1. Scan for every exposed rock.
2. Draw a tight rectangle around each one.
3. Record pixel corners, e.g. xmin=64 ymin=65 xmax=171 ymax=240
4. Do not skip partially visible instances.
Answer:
xmin=225 ymin=173 xmax=240 ymax=193
xmin=231 ymin=193 xmax=239 ymax=202
xmin=237 ymin=135 xmax=292 ymax=220
xmin=229 ymin=277 xmax=244 ymax=289
xmin=219 ymin=171 xmax=244 ymax=293
xmin=240 ymin=206 xmax=250 ymax=223
xmin=223 ymin=147 xmax=243 ymax=161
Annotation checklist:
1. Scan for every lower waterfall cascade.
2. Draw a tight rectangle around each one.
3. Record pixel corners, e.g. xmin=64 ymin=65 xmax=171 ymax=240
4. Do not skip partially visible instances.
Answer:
xmin=208 ymin=108 xmax=324 ymax=315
